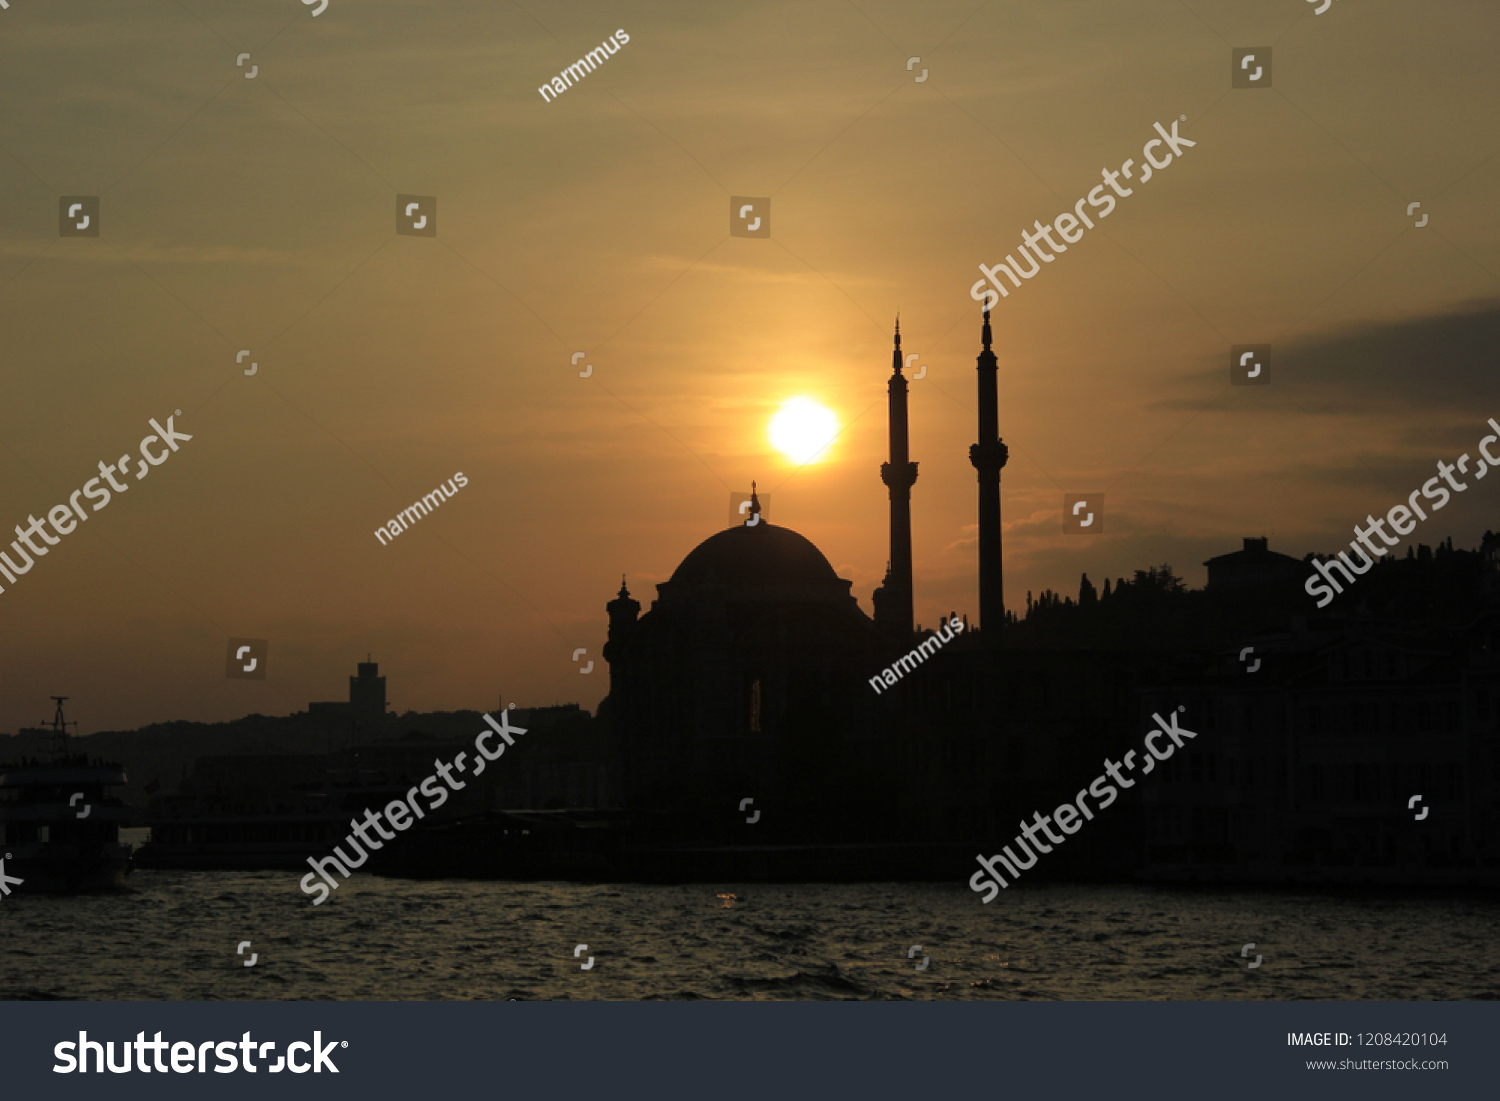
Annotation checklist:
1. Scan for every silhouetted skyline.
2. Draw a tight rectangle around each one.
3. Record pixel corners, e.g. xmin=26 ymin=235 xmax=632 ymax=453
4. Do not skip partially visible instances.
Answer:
xmin=2 ymin=0 xmax=1497 ymax=744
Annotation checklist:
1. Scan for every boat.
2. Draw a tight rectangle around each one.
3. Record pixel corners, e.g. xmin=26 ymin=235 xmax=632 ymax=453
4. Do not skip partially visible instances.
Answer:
xmin=135 ymin=750 xmax=431 ymax=871
xmin=0 ymin=698 xmax=135 ymax=893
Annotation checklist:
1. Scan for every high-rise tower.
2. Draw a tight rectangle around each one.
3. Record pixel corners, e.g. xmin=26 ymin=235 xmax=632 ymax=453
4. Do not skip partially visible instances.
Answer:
xmin=350 ymin=658 xmax=388 ymax=740
xmin=874 ymin=318 xmax=918 ymax=647
xmin=968 ymin=307 xmax=1008 ymax=643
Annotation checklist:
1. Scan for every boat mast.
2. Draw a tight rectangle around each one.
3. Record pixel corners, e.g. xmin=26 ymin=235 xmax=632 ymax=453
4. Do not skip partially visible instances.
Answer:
xmin=48 ymin=696 xmax=78 ymax=760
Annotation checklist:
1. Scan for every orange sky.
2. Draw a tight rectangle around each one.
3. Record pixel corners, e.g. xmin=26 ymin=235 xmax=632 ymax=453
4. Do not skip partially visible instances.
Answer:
xmin=1 ymin=0 xmax=1497 ymax=734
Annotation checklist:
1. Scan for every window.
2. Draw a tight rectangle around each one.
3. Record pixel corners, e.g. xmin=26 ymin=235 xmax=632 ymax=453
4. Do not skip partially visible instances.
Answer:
xmin=749 ymin=678 xmax=761 ymax=732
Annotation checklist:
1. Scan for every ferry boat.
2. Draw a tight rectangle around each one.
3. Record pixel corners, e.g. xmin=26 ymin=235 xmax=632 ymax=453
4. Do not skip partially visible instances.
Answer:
xmin=0 ymin=698 xmax=135 ymax=893
xmin=136 ymin=752 xmax=427 ymax=871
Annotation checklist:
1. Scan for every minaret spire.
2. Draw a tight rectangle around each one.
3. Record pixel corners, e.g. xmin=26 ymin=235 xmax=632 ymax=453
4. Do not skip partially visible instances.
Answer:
xmin=875 ymin=316 xmax=919 ymax=647
xmin=969 ymin=306 xmax=1008 ymax=646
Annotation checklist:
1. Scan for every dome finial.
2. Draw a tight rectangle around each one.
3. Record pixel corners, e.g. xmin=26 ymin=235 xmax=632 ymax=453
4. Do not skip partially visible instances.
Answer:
xmin=745 ymin=482 xmax=762 ymax=526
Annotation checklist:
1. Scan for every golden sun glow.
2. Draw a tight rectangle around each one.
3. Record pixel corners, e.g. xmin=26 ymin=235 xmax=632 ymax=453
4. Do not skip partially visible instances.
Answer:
xmin=769 ymin=397 xmax=840 ymax=464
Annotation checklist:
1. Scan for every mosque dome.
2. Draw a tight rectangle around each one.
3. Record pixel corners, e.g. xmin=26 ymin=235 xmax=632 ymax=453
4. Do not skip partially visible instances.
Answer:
xmin=668 ymin=523 xmax=841 ymax=586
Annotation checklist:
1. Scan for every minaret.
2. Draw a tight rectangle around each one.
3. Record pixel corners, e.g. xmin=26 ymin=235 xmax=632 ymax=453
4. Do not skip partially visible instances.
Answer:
xmin=968 ymin=307 xmax=1008 ymax=643
xmin=601 ymin=575 xmax=640 ymax=757
xmin=876 ymin=316 xmax=918 ymax=646
xmin=604 ymin=575 xmax=641 ymax=670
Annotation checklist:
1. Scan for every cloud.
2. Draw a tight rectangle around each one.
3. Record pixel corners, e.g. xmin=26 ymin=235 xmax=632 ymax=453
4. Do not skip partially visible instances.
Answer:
xmin=1155 ymin=299 xmax=1500 ymax=416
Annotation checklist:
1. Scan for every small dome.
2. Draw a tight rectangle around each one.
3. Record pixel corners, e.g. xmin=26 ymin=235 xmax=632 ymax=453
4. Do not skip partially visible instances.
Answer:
xmin=669 ymin=523 xmax=841 ymax=585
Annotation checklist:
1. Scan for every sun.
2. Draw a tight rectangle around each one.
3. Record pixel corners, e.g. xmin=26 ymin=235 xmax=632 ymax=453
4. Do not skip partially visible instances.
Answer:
xmin=769 ymin=397 xmax=840 ymax=465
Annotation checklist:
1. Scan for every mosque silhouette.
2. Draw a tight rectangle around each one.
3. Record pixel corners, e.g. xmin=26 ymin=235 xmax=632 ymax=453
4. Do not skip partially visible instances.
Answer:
xmin=594 ymin=309 xmax=1127 ymax=876
xmin=592 ymin=309 xmax=1500 ymax=885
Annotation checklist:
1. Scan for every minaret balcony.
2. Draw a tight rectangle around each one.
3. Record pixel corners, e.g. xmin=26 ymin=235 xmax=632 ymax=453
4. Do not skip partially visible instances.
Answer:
xmin=969 ymin=439 xmax=1010 ymax=473
xmin=880 ymin=461 xmax=919 ymax=490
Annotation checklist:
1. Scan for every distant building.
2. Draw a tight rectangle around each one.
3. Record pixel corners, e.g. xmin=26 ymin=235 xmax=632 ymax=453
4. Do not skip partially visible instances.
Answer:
xmin=1135 ymin=609 xmax=1500 ymax=884
xmin=1203 ymin=537 xmax=1305 ymax=589
xmin=307 ymin=659 xmax=389 ymax=743
xmin=1482 ymin=530 xmax=1500 ymax=598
